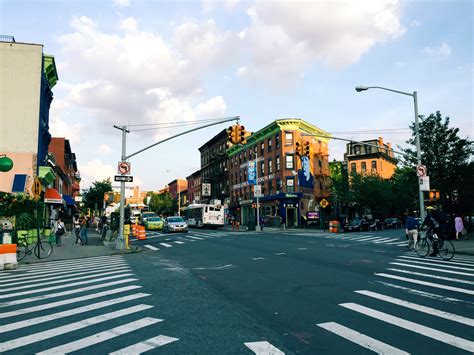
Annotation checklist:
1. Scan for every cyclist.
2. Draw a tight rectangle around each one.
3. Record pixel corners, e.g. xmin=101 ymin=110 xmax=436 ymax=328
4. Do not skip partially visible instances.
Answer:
xmin=421 ymin=206 xmax=448 ymax=256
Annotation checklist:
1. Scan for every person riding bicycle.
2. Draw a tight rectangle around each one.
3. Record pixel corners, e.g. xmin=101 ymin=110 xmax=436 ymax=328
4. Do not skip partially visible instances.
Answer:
xmin=421 ymin=206 xmax=448 ymax=256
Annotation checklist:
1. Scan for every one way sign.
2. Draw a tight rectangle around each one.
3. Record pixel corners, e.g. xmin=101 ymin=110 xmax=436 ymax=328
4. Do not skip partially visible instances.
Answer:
xmin=114 ymin=175 xmax=134 ymax=182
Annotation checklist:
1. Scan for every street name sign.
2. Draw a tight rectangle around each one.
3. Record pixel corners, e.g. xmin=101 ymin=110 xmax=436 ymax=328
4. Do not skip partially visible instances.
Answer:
xmin=118 ymin=161 xmax=131 ymax=175
xmin=114 ymin=175 xmax=133 ymax=182
xmin=319 ymin=198 xmax=329 ymax=208
xmin=31 ymin=177 xmax=42 ymax=201
xmin=419 ymin=176 xmax=430 ymax=191
xmin=416 ymin=164 xmax=427 ymax=177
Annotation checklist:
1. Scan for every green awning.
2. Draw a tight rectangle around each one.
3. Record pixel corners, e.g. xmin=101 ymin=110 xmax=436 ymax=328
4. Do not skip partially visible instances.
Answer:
xmin=43 ymin=54 xmax=59 ymax=88
xmin=39 ymin=166 xmax=56 ymax=186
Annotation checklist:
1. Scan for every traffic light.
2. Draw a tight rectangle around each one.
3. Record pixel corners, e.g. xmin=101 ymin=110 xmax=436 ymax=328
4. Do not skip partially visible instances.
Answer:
xmin=428 ymin=190 xmax=440 ymax=201
xmin=227 ymin=125 xmax=236 ymax=147
xmin=295 ymin=140 xmax=302 ymax=156
xmin=237 ymin=125 xmax=251 ymax=145
xmin=303 ymin=141 xmax=310 ymax=156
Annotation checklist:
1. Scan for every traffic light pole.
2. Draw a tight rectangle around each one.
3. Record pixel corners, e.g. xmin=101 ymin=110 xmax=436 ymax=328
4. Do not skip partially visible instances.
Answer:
xmin=255 ymin=148 xmax=261 ymax=232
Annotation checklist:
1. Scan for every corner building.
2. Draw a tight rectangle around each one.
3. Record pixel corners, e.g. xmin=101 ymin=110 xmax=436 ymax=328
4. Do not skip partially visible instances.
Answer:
xmin=227 ymin=119 xmax=331 ymax=228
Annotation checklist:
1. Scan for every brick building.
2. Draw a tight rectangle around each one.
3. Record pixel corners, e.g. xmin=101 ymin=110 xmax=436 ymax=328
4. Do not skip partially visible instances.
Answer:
xmin=186 ymin=170 xmax=201 ymax=204
xmin=227 ymin=119 xmax=331 ymax=228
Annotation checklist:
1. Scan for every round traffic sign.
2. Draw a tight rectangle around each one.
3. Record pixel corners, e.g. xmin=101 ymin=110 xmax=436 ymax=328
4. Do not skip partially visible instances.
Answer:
xmin=416 ymin=164 xmax=427 ymax=177
xmin=118 ymin=161 xmax=131 ymax=175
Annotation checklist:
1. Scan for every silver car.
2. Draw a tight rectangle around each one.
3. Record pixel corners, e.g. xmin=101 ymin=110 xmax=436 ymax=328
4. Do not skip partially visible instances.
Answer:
xmin=163 ymin=216 xmax=189 ymax=233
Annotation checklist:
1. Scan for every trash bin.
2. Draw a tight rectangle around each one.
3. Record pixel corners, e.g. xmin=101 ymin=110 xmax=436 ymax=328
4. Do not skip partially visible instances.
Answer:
xmin=247 ymin=221 xmax=256 ymax=231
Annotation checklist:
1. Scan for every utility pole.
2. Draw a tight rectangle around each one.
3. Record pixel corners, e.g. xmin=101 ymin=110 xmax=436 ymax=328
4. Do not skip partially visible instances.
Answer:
xmin=255 ymin=147 xmax=261 ymax=232
xmin=113 ymin=125 xmax=129 ymax=251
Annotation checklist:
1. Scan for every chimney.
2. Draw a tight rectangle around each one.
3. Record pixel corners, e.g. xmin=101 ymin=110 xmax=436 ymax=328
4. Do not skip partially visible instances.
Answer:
xmin=378 ymin=137 xmax=383 ymax=148
xmin=387 ymin=142 xmax=392 ymax=156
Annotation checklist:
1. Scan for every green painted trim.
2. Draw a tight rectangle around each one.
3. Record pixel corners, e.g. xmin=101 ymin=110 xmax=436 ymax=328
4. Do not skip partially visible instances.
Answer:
xmin=39 ymin=166 xmax=56 ymax=186
xmin=227 ymin=118 xmax=331 ymax=157
xmin=43 ymin=54 xmax=58 ymax=89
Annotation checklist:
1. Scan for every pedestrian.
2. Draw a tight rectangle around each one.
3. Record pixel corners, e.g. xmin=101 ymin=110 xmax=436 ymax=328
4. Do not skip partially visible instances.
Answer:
xmin=455 ymin=215 xmax=465 ymax=240
xmin=259 ymin=216 xmax=265 ymax=231
xmin=53 ymin=217 xmax=65 ymax=247
xmin=405 ymin=213 xmax=419 ymax=250
xmin=73 ymin=215 xmax=82 ymax=244
xmin=80 ymin=217 xmax=88 ymax=245
xmin=280 ymin=214 xmax=286 ymax=230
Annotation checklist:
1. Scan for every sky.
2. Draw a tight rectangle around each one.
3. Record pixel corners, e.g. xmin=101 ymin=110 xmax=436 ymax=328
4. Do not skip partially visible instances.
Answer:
xmin=1 ymin=0 xmax=472 ymax=191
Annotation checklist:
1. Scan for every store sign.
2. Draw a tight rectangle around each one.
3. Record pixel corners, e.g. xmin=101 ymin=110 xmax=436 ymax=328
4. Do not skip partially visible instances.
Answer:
xmin=202 ymin=183 xmax=211 ymax=196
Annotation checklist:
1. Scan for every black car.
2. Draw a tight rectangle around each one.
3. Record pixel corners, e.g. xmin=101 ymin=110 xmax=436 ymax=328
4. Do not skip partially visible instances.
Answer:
xmin=383 ymin=218 xmax=402 ymax=229
xmin=368 ymin=219 xmax=383 ymax=231
xmin=344 ymin=218 xmax=369 ymax=232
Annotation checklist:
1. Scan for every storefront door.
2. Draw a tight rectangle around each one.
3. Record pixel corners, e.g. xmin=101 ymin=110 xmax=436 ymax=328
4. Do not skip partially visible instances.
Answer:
xmin=286 ymin=207 xmax=297 ymax=227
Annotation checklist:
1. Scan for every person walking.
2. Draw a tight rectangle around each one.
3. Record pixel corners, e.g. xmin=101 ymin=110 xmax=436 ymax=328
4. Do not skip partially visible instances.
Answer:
xmin=280 ymin=214 xmax=286 ymax=230
xmin=73 ymin=215 xmax=81 ymax=244
xmin=405 ymin=213 xmax=419 ymax=250
xmin=80 ymin=217 xmax=88 ymax=245
xmin=455 ymin=215 xmax=465 ymax=240
xmin=53 ymin=217 xmax=65 ymax=247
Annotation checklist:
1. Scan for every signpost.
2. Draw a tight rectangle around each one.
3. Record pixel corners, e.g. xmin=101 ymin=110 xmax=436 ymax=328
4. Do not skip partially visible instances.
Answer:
xmin=31 ymin=177 xmax=42 ymax=201
xmin=416 ymin=164 xmax=427 ymax=177
xmin=419 ymin=176 xmax=430 ymax=191
xmin=319 ymin=198 xmax=329 ymax=232
xmin=254 ymin=185 xmax=262 ymax=197
xmin=114 ymin=175 xmax=133 ymax=183
xmin=118 ymin=161 xmax=131 ymax=175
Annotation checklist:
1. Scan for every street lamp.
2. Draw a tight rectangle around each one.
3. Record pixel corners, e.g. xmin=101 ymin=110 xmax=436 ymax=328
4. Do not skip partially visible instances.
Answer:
xmin=355 ymin=85 xmax=425 ymax=221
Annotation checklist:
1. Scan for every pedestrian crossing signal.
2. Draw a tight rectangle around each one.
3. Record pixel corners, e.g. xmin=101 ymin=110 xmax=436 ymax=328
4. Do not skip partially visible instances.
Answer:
xmin=429 ymin=190 xmax=440 ymax=200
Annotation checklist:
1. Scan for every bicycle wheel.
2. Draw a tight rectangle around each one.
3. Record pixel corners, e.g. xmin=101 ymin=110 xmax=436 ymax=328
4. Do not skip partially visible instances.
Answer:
xmin=438 ymin=240 xmax=455 ymax=261
xmin=16 ymin=244 xmax=27 ymax=261
xmin=415 ymin=238 xmax=430 ymax=258
xmin=34 ymin=242 xmax=53 ymax=259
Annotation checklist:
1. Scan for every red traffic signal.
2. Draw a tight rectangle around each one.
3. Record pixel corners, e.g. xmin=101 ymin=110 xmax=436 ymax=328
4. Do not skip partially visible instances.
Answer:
xmin=295 ymin=141 xmax=302 ymax=156
xmin=303 ymin=141 xmax=310 ymax=156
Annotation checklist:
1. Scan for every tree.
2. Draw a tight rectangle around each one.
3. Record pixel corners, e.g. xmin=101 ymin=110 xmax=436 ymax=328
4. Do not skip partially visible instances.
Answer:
xmin=390 ymin=167 xmax=419 ymax=216
xmin=401 ymin=111 xmax=473 ymax=213
xmin=144 ymin=192 xmax=176 ymax=216
xmin=82 ymin=179 xmax=112 ymax=214
xmin=350 ymin=173 xmax=393 ymax=219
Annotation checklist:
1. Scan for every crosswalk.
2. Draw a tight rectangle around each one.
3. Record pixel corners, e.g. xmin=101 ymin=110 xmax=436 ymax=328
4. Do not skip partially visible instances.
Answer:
xmin=316 ymin=252 xmax=474 ymax=353
xmin=136 ymin=230 xmax=231 ymax=252
xmin=0 ymin=255 xmax=179 ymax=354
xmin=293 ymin=232 xmax=410 ymax=247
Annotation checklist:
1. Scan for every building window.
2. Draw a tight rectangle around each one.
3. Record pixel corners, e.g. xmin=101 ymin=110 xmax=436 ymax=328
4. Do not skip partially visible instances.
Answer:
xmin=351 ymin=163 xmax=356 ymax=172
xmin=371 ymin=160 xmax=377 ymax=171
xmin=276 ymin=134 xmax=280 ymax=148
xmin=260 ymin=142 xmax=265 ymax=154
xmin=261 ymin=161 xmax=265 ymax=175
xmin=276 ymin=157 xmax=280 ymax=171
xmin=268 ymin=138 xmax=272 ymax=152
xmin=354 ymin=145 xmax=361 ymax=155
xmin=268 ymin=159 xmax=273 ymax=173
xmin=361 ymin=162 xmax=366 ymax=172
xmin=366 ymin=145 xmax=372 ymax=154
xmin=286 ymin=155 xmax=294 ymax=169
xmin=285 ymin=132 xmax=293 ymax=145
xmin=286 ymin=178 xmax=294 ymax=193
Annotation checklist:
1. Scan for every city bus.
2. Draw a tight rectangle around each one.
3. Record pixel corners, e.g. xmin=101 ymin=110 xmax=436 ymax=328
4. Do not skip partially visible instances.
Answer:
xmin=183 ymin=203 xmax=225 ymax=228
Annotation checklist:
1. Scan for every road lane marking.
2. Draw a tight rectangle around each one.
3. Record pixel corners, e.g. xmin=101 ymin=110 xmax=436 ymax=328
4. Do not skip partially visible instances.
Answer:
xmin=0 ymin=269 xmax=131 ymax=292
xmin=174 ymin=241 xmax=185 ymax=244
xmin=375 ymin=273 xmax=474 ymax=295
xmin=159 ymin=243 xmax=173 ymax=248
xmin=0 ymin=285 xmax=142 ymax=319
xmin=12 ymin=260 xmax=128 ymax=276
xmin=18 ymin=257 xmax=125 ymax=273
xmin=389 ymin=262 xmax=474 ymax=276
xmin=387 ymin=241 xmax=409 ymax=245
xmin=144 ymin=245 xmax=160 ymax=251
xmin=244 ymin=341 xmax=285 ymax=354
xmin=37 ymin=317 xmax=162 ymax=354
xmin=317 ymin=322 xmax=408 ymax=355
xmin=14 ymin=255 xmax=124 ymax=270
xmin=0 ymin=305 xmax=154 ymax=352
xmin=340 ymin=302 xmax=474 ymax=352
xmin=193 ymin=264 xmax=235 ymax=270
xmin=394 ymin=259 xmax=474 ymax=271
xmin=109 ymin=335 xmax=179 ymax=354
xmin=373 ymin=238 xmax=400 ymax=244
xmin=398 ymin=255 xmax=474 ymax=268
xmin=0 ymin=293 xmax=150 ymax=333
xmin=355 ymin=290 xmax=474 ymax=326
xmin=386 ymin=268 xmax=474 ymax=285
xmin=298 ymin=248 xmax=308 ymax=250
xmin=0 ymin=278 xmax=138 ymax=307
xmin=252 ymin=257 xmax=265 ymax=261
xmin=275 ymin=252 xmax=286 ymax=255
xmin=186 ymin=236 xmax=205 ymax=240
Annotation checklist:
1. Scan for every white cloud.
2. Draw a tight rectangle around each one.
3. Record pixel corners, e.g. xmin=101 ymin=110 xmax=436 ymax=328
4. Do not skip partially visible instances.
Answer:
xmin=113 ymin=0 xmax=130 ymax=8
xmin=98 ymin=144 xmax=113 ymax=155
xmin=238 ymin=0 xmax=405 ymax=83
xmin=203 ymin=0 xmax=240 ymax=12
xmin=79 ymin=159 xmax=116 ymax=188
xmin=194 ymin=96 xmax=227 ymax=117
xmin=423 ymin=42 xmax=451 ymax=57
xmin=410 ymin=19 xmax=421 ymax=27
xmin=120 ymin=17 xmax=138 ymax=32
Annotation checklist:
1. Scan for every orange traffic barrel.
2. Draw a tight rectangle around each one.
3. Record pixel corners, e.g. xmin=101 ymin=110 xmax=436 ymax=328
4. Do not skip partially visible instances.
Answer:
xmin=0 ymin=244 xmax=17 ymax=270
xmin=136 ymin=226 xmax=146 ymax=240
xmin=131 ymin=224 xmax=137 ymax=237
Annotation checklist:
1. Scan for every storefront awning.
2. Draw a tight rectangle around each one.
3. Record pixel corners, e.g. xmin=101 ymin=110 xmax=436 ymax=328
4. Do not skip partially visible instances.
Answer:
xmin=39 ymin=166 xmax=56 ymax=186
xmin=62 ymin=194 xmax=75 ymax=206
xmin=44 ymin=188 xmax=63 ymax=204
xmin=256 ymin=192 xmax=303 ymax=202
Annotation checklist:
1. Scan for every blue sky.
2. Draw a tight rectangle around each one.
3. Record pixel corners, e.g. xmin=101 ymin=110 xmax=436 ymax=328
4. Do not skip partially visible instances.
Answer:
xmin=1 ymin=0 xmax=472 ymax=191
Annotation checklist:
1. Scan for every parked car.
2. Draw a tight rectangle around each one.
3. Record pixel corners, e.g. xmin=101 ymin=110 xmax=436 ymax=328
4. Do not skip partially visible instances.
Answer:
xmin=344 ymin=218 xmax=369 ymax=232
xmin=383 ymin=218 xmax=402 ymax=229
xmin=144 ymin=217 xmax=164 ymax=230
xmin=368 ymin=219 xmax=383 ymax=231
xmin=163 ymin=216 xmax=189 ymax=233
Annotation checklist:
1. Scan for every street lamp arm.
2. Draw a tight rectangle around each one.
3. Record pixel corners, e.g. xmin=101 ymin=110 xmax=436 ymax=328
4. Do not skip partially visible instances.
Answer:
xmin=364 ymin=86 xmax=413 ymax=97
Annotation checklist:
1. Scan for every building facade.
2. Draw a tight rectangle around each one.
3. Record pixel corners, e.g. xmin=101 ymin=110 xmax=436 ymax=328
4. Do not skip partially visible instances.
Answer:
xmin=48 ymin=138 xmax=80 ymax=200
xmin=227 ymin=119 xmax=331 ymax=228
xmin=0 ymin=38 xmax=58 ymax=194
xmin=186 ymin=170 xmax=201 ymax=204
xmin=198 ymin=129 xmax=230 ymax=203
xmin=345 ymin=137 xmax=397 ymax=179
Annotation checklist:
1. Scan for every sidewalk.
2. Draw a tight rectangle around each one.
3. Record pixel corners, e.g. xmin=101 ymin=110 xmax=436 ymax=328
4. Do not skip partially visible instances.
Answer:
xmin=17 ymin=228 xmax=140 ymax=265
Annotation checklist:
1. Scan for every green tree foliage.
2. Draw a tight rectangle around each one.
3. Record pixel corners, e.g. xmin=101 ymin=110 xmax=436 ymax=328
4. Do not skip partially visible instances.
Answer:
xmin=82 ymin=179 xmax=112 ymax=213
xmin=401 ymin=111 xmax=473 ymax=212
xmin=144 ymin=192 xmax=176 ymax=215
xmin=390 ymin=167 xmax=419 ymax=215
xmin=350 ymin=173 xmax=393 ymax=218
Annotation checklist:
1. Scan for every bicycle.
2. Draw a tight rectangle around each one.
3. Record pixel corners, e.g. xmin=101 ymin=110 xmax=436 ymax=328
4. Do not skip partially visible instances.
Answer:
xmin=415 ymin=229 xmax=455 ymax=261
xmin=16 ymin=234 xmax=53 ymax=261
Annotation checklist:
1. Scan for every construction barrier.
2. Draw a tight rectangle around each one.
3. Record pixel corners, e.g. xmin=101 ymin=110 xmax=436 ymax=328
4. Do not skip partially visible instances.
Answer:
xmin=136 ymin=225 xmax=146 ymax=240
xmin=0 ymin=244 xmax=17 ymax=270
xmin=131 ymin=224 xmax=138 ymax=237
xmin=329 ymin=221 xmax=341 ymax=233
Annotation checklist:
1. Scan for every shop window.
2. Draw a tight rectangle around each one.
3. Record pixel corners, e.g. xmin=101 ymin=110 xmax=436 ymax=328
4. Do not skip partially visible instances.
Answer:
xmin=286 ymin=154 xmax=294 ymax=169
xmin=286 ymin=177 xmax=294 ymax=193
xmin=285 ymin=132 xmax=293 ymax=145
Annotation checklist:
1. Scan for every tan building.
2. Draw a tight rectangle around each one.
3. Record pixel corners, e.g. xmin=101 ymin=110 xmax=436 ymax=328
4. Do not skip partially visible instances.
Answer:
xmin=227 ymin=119 xmax=331 ymax=227
xmin=345 ymin=137 xmax=397 ymax=179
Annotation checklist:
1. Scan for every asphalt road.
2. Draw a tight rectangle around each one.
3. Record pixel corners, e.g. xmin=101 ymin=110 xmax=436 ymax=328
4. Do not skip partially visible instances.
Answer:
xmin=1 ymin=228 xmax=473 ymax=354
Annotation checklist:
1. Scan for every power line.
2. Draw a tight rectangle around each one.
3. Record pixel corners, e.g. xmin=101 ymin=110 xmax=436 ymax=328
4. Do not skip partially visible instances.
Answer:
xmin=127 ymin=116 xmax=231 ymax=128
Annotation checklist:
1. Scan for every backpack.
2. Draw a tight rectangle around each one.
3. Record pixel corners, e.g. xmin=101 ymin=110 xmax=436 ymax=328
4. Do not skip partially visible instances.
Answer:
xmin=56 ymin=224 xmax=65 ymax=236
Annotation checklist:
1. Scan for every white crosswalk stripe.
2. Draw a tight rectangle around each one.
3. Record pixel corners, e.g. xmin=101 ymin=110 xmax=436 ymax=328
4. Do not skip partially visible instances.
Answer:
xmin=244 ymin=341 xmax=285 ymax=354
xmin=318 ymin=253 xmax=474 ymax=353
xmin=0 ymin=256 xmax=179 ymax=354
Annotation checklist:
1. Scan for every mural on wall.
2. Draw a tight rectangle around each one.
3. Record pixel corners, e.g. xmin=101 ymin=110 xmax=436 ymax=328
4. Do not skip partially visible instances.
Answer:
xmin=297 ymin=155 xmax=314 ymax=189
